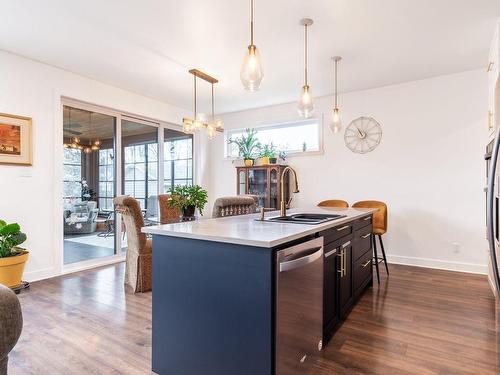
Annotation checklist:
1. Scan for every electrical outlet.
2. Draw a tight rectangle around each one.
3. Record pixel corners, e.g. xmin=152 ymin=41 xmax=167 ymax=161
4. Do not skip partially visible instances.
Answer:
xmin=452 ymin=242 xmax=460 ymax=254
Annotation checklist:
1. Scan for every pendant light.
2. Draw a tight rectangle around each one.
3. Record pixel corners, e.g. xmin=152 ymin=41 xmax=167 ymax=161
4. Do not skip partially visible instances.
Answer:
xmin=298 ymin=18 xmax=314 ymax=118
xmin=329 ymin=56 xmax=342 ymax=133
xmin=240 ymin=0 xmax=263 ymax=91
xmin=182 ymin=69 xmax=224 ymax=139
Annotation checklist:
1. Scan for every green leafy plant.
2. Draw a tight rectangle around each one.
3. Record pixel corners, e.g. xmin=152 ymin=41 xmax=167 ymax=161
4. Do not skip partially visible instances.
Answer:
xmin=167 ymin=185 xmax=208 ymax=215
xmin=228 ymin=128 xmax=261 ymax=160
xmin=259 ymin=143 xmax=277 ymax=158
xmin=0 ymin=220 xmax=27 ymax=258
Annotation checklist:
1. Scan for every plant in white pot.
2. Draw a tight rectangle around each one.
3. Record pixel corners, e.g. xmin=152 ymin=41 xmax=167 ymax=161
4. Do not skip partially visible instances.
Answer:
xmin=0 ymin=220 xmax=28 ymax=288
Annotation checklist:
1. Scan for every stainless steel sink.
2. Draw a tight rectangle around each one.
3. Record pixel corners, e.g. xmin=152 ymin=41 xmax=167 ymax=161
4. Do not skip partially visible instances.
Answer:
xmin=261 ymin=213 xmax=347 ymax=225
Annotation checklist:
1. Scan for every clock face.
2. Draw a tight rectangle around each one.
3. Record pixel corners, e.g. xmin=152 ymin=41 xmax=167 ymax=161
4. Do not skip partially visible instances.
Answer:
xmin=344 ymin=117 xmax=382 ymax=154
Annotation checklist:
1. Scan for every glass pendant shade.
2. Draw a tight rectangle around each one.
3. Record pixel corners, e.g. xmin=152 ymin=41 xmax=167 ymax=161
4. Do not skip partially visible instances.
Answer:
xmin=241 ymin=45 xmax=263 ymax=91
xmin=329 ymin=107 xmax=342 ymax=133
xmin=297 ymin=85 xmax=314 ymax=118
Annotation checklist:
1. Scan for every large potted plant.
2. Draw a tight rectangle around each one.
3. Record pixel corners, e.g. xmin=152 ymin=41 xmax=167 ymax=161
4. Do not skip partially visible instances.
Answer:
xmin=259 ymin=143 xmax=277 ymax=165
xmin=0 ymin=220 xmax=28 ymax=288
xmin=228 ymin=128 xmax=261 ymax=166
xmin=167 ymin=185 xmax=208 ymax=220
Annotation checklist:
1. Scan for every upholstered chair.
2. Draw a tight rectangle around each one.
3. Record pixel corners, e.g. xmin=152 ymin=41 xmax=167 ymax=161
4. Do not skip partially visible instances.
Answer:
xmin=114 ymin=196 xmax=152 ymax=293
xmin=212 ymin=196 xmax=258 ymax=218
xmin=352 ymin=200 xmax=388 ymax=284
xmin=157 ymin=194 xmax=181 ymax=224
xmin=317 ymin=199 xmax=349 ymax=208
xmin=0 ymin=284 xmax=23 ymax=374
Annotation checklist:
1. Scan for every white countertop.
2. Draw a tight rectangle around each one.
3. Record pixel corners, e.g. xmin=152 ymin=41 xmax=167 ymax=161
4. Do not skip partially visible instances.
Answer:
xmin=142 ymin=206 xmax=377 ymax=248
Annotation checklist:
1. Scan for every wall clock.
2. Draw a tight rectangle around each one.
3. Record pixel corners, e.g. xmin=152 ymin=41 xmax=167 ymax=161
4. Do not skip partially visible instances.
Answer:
xmin=344 ymin=116 xmax=382 ymax=154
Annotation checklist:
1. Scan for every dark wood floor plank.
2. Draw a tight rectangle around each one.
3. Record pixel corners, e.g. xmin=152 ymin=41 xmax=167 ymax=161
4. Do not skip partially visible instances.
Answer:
xmin=8 ymin=263 xmax=500 ymax=375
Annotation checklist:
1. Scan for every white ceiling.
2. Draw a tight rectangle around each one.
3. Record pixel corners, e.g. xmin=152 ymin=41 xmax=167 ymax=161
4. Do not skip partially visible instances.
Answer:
xmin=1 ymin=0 xmax=499 ymax=114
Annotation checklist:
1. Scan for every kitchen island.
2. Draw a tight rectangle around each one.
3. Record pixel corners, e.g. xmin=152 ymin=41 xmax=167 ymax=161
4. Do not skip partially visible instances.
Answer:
xmin=142 ymin=206 xmax=377 ymax=375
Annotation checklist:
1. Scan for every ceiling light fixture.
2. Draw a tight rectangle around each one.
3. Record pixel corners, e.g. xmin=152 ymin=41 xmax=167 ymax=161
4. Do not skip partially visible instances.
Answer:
xmin=182 ymin=69 xmax=224 ymax=139
xmin=329 ymin=56 xmax=342 ymax=133
xmin=64 ymin=107 xmax=83 ymax=150
xmin=298 ymin=18 xmax=314 ymax=118
xmin=240 ymin=0 xmax=263 ymax=91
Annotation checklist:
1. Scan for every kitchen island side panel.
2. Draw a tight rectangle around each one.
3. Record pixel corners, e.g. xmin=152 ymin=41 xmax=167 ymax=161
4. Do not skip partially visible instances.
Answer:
xmin=152 ymin=234 xmax=274 ymax=375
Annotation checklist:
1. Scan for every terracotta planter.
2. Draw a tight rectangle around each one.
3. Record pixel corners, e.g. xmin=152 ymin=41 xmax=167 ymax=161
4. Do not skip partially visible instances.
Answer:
xmin=261 ymin=156 xmax=270 ymax=166
xmin=244 ymin=159 xmax=254 ymax=167
xmin=0 ymin=251 xmax=28 ymax=288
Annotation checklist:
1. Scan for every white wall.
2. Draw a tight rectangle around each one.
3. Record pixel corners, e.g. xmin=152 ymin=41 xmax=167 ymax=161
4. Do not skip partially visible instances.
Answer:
xmin=210 ymin=70 xmax=488 ymax=274
xmin=0 ymin=50 xmax=206 ymax=281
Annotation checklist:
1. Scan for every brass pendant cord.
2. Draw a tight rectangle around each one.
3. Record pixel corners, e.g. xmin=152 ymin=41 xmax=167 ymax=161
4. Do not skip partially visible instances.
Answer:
xmin=211 ymin=83 xmax=215 ymax=121
xmin=193 ymin=74 xmax=197 ymax=119
xmin=334 ymin=59 xmax=338 ymax=108
xmin=250 ymin=0 xmax=254 ymax=46
xmin=304 ymin=24 xmax=308 ymax=86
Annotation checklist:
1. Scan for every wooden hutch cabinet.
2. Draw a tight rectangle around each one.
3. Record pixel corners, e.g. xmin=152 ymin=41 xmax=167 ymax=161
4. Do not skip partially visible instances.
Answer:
xmin=236 ymin=165 xmax=290 ymax=209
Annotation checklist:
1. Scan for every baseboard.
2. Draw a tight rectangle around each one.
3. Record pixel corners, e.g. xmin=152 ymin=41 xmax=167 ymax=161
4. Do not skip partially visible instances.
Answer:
xmin=23 ymin=267 xmax=59 ymax=283
xmin=387 ymin=255 xmax=488 ymax=275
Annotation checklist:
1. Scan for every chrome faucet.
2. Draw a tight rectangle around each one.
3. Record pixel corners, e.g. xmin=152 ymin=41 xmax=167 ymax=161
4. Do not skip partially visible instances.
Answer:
xmin=280 ymin=166 xmax=300 ymax=217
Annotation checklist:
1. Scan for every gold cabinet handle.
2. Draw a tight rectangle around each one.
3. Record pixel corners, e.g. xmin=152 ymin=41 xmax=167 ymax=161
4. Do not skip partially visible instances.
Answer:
xmin=363 ymin=216 xmax=371 ymax=221
xmin=341 ymin=240 xmax=351 ymax=248
xmin=487 ymin=61 xmax=494 ymax=72
xmin=336 ymin=225 xmax=350 ymax=232
xmin=361 ymin=233 xmax=371 ymax=239
xmin=337 ymin=249 xmax=343 ymax=276
xmin=362 ymin=259 xmax=371 ymax=268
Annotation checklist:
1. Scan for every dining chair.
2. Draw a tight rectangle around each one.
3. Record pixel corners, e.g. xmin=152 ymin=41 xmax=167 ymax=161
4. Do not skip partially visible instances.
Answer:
xmin=317 ymin=199 xmax=349 ymax=208
xmin=352 ymin=200 xmax=389 ymax=284
xmin=114 ymin=195 xmax=151 ymax=293
xmin=158 ymin=194 xmax=181 ymax=224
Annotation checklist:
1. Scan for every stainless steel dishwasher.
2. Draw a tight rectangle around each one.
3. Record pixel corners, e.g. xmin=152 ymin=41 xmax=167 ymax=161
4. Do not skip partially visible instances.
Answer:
xmin=276 ymin=236 xmax=324 ymax=375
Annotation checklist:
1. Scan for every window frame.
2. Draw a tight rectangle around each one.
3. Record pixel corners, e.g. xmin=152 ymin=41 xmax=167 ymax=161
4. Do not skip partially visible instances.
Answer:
xmin=164 ymin=135 xmax=194 ymax=192
xmin=98 ymin=148 xmax=115 ymax=211
xmin=223 ymin=118 xmax=323 ymax=159
xmin=62 ymin=147 xmax=82 ymax=202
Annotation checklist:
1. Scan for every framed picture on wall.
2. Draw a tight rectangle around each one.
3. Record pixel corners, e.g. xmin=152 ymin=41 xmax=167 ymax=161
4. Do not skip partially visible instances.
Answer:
xmin=0 ymin=112 xmax=32 ymax=166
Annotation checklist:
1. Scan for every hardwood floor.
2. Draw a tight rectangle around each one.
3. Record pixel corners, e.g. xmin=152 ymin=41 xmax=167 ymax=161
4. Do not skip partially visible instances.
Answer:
xmin=8 ymin=263 xmax=500 ymax=374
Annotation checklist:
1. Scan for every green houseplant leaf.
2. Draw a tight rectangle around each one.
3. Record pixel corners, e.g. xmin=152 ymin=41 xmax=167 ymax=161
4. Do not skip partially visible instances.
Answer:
xmin=0 ymin=220 xmax=27 ymax=258
xmin=228 ymin=128 xmax=262 ymax=160
xmin=167 ymin=185 xmax=208 ymax=216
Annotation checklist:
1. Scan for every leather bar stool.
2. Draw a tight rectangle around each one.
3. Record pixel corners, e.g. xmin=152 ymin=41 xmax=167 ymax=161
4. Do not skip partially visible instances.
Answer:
xmin=352 ymin=200 xmax=389 ymax=284
xmin=317 ymin=199 xmax=349 ymax=208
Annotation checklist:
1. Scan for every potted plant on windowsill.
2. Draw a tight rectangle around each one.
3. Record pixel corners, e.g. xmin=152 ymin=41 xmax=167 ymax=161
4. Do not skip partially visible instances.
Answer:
xmin=0 ymin=220 xmax=28 ymax=288
xmin=228 ymin=128 xmax=261 ymax=167
xmin=260 ymin=143 xmax=277 ymax=165
xmin=167 ymin=185 xmax=208 ymax=221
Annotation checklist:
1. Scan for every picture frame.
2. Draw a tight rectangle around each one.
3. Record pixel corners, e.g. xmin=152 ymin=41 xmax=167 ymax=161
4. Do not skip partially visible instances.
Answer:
xmin=0 ymin=112 xmax=32 ymax=166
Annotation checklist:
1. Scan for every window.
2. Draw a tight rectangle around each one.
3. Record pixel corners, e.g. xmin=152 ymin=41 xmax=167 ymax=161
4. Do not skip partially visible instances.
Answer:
xmin=124 ymin=143 xmax=158 ymax=210
xmin=98 ymin=148 xmax=114 ymax=211
xmin=225 ymin=119 xmax=321 ymax=158
xmin=164 ymin=137 xmax=193 ymax=191
xmin=63 ymin=148 xmax=82 ymax=203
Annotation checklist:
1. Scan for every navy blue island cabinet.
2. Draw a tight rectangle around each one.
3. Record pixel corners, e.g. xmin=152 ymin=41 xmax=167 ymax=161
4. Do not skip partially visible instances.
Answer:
xmin=149 ymin=209 xmax=374 ymax=375
xmin=152 ymin=235 xmax=275 ymax=375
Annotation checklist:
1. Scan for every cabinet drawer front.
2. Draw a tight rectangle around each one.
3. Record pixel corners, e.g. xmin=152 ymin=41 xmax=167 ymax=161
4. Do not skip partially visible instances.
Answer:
xmin=321 ymin=223 xmax=353 ymax=244
xmin=353 ymin=250 xmax=372 ymax=293
xmin=353 ymin=226 xmax=372 ymax=261
xmin=354 ymin=215 xmax=372 ymax=230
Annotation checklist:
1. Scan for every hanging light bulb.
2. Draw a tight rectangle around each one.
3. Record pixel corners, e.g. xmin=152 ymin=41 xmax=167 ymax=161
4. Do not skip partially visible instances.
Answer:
xmin=84 ymin=147 xmax=92 ymax=154
xmin=206 ymin=124 xmax=216 ymax=140
xmin=297 ymin=19 xmax=314 ymax=118
xmin=240 ymin=0 xmax=263 ymax=91
xmin=329 ymin=56 xmax=343 ymax=133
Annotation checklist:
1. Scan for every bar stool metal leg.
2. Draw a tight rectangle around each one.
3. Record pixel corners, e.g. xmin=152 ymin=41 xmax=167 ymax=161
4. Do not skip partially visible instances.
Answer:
xmin=372 ymin=235 xmax=380 ymax=284
xmin=378 ymin=235 xmax=389 ymax=275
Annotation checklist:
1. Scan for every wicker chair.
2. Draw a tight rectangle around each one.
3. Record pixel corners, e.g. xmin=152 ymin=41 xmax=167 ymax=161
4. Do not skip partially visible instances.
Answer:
xmin=157 ymin=194 xmax=181 ymax=224
xmin=212 ymin=196 xmax=258 ymax=218
xmin=114 ymin=196 xmax=152 ymax=293
xmin=0 ymin=284 xmax=23 ymax=374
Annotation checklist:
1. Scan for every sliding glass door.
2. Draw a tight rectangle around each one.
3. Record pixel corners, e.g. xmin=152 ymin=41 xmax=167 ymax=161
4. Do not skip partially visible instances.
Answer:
xmin=62 ymin=101 xmax=194 ymax=270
